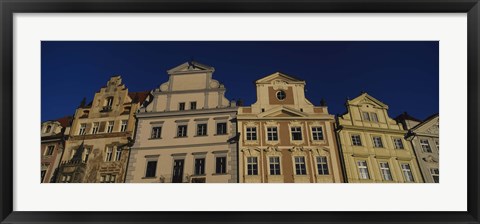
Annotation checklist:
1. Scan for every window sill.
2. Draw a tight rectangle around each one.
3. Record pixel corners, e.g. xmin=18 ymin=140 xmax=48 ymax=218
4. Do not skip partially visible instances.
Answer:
xmin=214 ymin=133 xmax=228 ymax=136
xmin=174 ymin=136 xmax=188 ymax=138
xmin=191 ymin=174 xmax=206 ymax=177
xmin=148 ymin=138 xmax=162 ymax=140
xmin=142 ymin=176 xmax=157 ymax=179
xmin=212 ymin=173 xmax=228 ymax=176
xmin=194 ymin=135 xmax=209 ymax=137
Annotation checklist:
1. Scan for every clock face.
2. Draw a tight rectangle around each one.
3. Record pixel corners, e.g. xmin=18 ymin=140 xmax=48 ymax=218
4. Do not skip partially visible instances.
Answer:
xmin=276 ymin=90 xmax=286 ymax=100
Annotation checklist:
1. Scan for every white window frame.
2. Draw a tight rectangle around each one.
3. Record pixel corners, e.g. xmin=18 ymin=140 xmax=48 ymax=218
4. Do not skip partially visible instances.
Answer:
xmin=372 ymin=136 xmax=384 ymax=148
xmin=420 ymin=139 xmax=432 ymax=153
xmin=245 ymin=126 xmax=257 ymax=141
xmin=370 ymin=112 xmax=379 ymax=122
xmin=215 ymin=155 xmax=227 ymax=174
xmin=92 ymin=122 xmax=99 ymax=134
xmin=45 ymin=145 xmax=55 ymax=156
xmin=379 ymin=162 xmax=393 ymax=181
xmin=196 ymin=123 xmax=208 ymax=136
xmin=216 ymin=121 xmax=228 ymax=135
xmin=120 ymin=120 xmax=128 ymax=132
xmin=401 ymin=163 xmax=415 ymax=182
xmin=430 ymin=168 xmax=439 ymax=183
xmin=362 ymin=112 xmax=370 ymax=121
xmin=294 ymin=156 xmax=307 ymax=175
xmin=357 ymin=160 xmax=370 ymax=179
xmin=351 ymin=134 xmax=362 ymax=146
xmin=316 ymin=156 xmax=329 ymax=175
xmin=105 ymin=146 xmax=113 ymax=162
xmin=246 ymin=156 xmax=258 ymax=175
xmin=190 ymin=101 xmax=197 ymax=110
xmin=393 ymin=138 xmax=404 ymax=149
xmin=106 ymin=121 xmax=114 ymax=133
xmin=179 ymin=102 xmax=185 ymax=111
xmin=290 ymin=126 xmax=303 ymax=141
xmin=266 ymin=126 xmax=279 ymax=142
xmin=151 ymin=126 xmax=162 ymax=139
xmin=311 ymin=126 xmax=324 ymax=141
xmin=177 ymin=124 xmax=188 ymax=137
xmin=79 ymin=123 xmax=86 ymax=135
xmin=114 ymin=147 xmax=122 ymax=161
xmin=268 ymin=156 xmax=281 ymax=175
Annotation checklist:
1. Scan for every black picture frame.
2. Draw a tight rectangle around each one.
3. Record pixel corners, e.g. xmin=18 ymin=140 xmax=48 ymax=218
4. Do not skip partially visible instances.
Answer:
xmin=1 ymin=0 xmax=479 ymax=223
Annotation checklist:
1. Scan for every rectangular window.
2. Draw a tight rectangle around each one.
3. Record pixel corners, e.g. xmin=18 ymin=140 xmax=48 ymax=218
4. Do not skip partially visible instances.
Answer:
xmin=420 ymin=139 xmax=432 ymax=153
xmin=431 ymin=168 xmax=439 ymax=183
xmin=294 ymin=156 xmax=307 ymax=175
xmin=362 ymin=112 xmax=370 ymax=121
xmin=107 ymin=121 xmax=114 ymax=133
xmin=435 ymin=140 xmax=439 ymax=151
xmin=316 ymin=156 xmax=329 ymax=175
xmin=267 ymin=127 xmax=278 ymax=141
xmin=269 ymin=157 xmax=281 ymax=175
xmin=84 ymin=148 xmax=90 ymax=162
xmin=114 ymin=148 xmax=122 ymax=161
xmin=62 ymin=174 xmax=72 ymax=183
xmin=246 ymin=127 xmax=257 ymax=141
xmin=370 ymin=112 xmax=379 ymax=122
xmin=372 ymin=136 xmax=384 ymax=148
xmin=247 ymin=157 xmax=258 ymax=175
xmin=216 ymin=122 xmax=227 ymax=135
xmin=120 ymin=120 xmax=128 ymax=132
xmin=197 ymin=123 xmax=207 ymax=136
xmin=151 ymin=127 xmax=162 ymax=139
xmin=311 ymin=127 xmax=324 ymax=141
xmin=190 ymin=102 xmax=197 ymax=110
xmin=351 ymin=134 xmax=362 ymax=146
xmin=92 ymin=122 xmax=99 ymax=134
xmin=215 ymin=157 xmax=227 ymax=174
xmin=177 ymin=125 xmax=188 ymax=137
xmin=79 ymin=123 xmax=86 ymax=135
xmin=101 ymin=174 xmax=116 ymax=183
xmin=145 ymin=160 xmax=157 ymax=177
xmin=357 ymin=160 xmax=370 ymax=179
xmin=105 ymin=147 xmax=113 ymax=162
xmin=393 ymin=138 xmax=404 ymax=149
xmin=379 ymin=162 xmax=393 ymax=181
xmin=41 ymin=170 xmax=46 ymax=182
xmin=45 ymin=145 xmax=55 ymax=156
xmin=291 ymin=127 xmax=303 ymax=141
xmin=179 ymin=102 xmax=185 ymax=111
xmin=401 ymin=163 xmax=415 ymax=182
xmin=194 ymin=158 xmax=205 ymax=175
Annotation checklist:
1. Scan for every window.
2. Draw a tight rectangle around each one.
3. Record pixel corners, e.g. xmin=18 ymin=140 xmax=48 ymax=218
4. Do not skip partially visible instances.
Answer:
xmin=45 ymin=145 xmax=55 ymax=156
xmin=316 ymin=156 xmax=329 ymax=175
xmin=267 ymin=127 xmax=278 ymax=141
xmin=420 ymin=139 xmax=432 ymax=153
xmin=269 ymin=157 xmax=281 ymax=175
xmin=92 ymin=122 xmax=99 ymax=134
xmin=179 ymin=102 xmax=185 ymax=111
xmin=372 ymin=136 xmax=384 ymax=148
xmin=45 ymin=125 xmax=52 ymax=133
xmin=431 ymin=168 xmax=439 ymax=183
xmin=84 ymin=148 xmax=90 ymax=162
xmin=41 ymin=170 xmax=46 ymax=182
xmin=120 ymin=120 xmax=128 ymax=132
xmin=114 ymin=147 xmax=122 ymax=161
xmin=246 ymin=127 xmax=257 ymax=141
xmin=215 ymin=157 xmax=227 ymax=174
xmin=61 ymin=174 xmax=72 ymax=183
xmin=177 ymin=125 xmax=188 ymax=137
xmin=357 ymin=161 xmax=370 ymax=179
xmin=194 ymin=158 xmax=205 ymax=175
xmin=379 ymin=162 xmax=393 ymax=181
xmin=197 ymin=123 xmax=207 ymax=136
xmin=247 ymin=157 xmax=258 ymax=175
xmin=351 ymin=134 xmax=362 ymax=146
xmin=401 ymin=163 xmax=415 ymax=182
xmin=371 ymin=112 xmax=379 ymax=122
xmin=435 ymin=140 xmax=439 ymax=151
xmin=291 ymin=127 xmax=302 ymax=141
xmin=276 ymin=90 xmax=286 ymax=100
xmin=362 ymin=112 xmax=370 ymax=121
xmin=151 ymin=127 xmax=162 ymax=139
xmin=79 ymin=123 xmax=86 ymax=135
xmin=104 ymin=97 xmax=114 ymax=111
xmin=311 ymin=127 xmax=324 ymax=141
xmin=145 ymin=160 xmax=157 ymax=177
xmin=393 ymin=138 xmax=404 ymax=149
xmin=294 ymin=156 xmax=307 ymax=175
xmin=107 ymin=121 xmax=114 ymax=133
xmin=100 ymin=174 xmax=116 ymax=183
xmin=190 ymin=102 xmax=197 ymax=110
xmin=216 ymin=122 xmax=227 ymax=135
xmin=105 ymin=147 xmax=113 ymax=162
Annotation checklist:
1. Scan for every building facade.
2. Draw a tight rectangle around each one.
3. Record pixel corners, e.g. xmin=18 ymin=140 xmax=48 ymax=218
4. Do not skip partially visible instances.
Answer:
xmin=40 ymin=116 xmax=72 ymax=183
xmin=56 ymin=76 xmax=149 ymax=183
xmin=125 ymin=61 xmax=238 ymax=183
xmin=237 ymin=72 xmax=343 ymax=183
xmin=336 ymin=93 xmax=423 ymax=183
xmin=397 ymin=113 xmax=439 ymax=183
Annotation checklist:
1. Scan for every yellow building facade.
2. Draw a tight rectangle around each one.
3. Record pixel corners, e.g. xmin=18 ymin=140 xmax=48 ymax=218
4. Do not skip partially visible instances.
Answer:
xmin=237 ymin=72 xmax=343 ymax=183
xmin=336 ymin=93 xmax=423 ymax=183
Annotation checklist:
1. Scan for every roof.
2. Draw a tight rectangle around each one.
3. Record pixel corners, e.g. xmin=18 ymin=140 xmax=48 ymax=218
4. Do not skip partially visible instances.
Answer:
xmin=129 ymin=91 xmax=150 ymax=104
xmin=56 ymin=116 xmax=73 ymax=128
xmin=410 ymin=113 xmax=439 ymax=131
xmin=394 ymin=112 xmax=422 ymax=122
xmin=255 ymin=71 xmax=305 ymax=84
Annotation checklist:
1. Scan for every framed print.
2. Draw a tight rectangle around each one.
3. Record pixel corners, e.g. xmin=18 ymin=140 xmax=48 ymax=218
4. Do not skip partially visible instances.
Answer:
xmin=1 ymin=0 xmax=479 ymax=223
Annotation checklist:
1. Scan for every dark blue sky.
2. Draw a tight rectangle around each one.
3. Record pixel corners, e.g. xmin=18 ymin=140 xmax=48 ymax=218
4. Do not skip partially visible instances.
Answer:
xmin=41 ymin=41 xmax=438 ymax=122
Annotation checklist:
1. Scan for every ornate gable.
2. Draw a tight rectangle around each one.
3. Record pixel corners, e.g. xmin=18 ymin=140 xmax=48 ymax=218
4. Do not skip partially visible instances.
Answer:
xmin=167 ymin=61 xmax=215 ymax=75
xmin=412 ymin=114 xmax=439 ymax=135
xmin=255 ymin=72 xmax=305 ymax=85
xmin=347 ymin=92 xmax=389 ymax=109
xmin=259 ymin=106 xmax=307 ymax=118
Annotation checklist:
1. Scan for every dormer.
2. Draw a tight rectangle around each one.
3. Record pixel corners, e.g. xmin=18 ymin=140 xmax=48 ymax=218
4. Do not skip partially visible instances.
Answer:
xmin=41 ymin=121 xmax=62 ymax=137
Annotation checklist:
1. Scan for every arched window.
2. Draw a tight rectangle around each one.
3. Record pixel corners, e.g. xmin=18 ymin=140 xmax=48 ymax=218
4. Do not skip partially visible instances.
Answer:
xmin=45 ymin=125 xmax=52 ymax=133
xmin=103 ymin=97 xmax=114 ymax=111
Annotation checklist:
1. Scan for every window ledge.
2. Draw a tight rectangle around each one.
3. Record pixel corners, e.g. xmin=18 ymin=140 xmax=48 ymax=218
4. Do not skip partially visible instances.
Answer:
xmin=174 ymin=136 xmax=188 ymax=138
xmin=194 ymin=135 xmax=209 ymax=137
xmin=142 ymin=176 xmax=157 ymax=179
xmin=212 ymin=173 xmax=228 ymax=176
xmin=148 ymin=138 xmax=162 ymax=140
xmin=214 ymin=133 xmax=228 ymax=136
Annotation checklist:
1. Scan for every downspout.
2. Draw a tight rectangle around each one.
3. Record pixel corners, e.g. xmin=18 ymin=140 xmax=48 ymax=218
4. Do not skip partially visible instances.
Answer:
xmin=334 ymin=114 xmax=348 ymax=183
xmin=123 ymin=114 xmax=138 ymax=183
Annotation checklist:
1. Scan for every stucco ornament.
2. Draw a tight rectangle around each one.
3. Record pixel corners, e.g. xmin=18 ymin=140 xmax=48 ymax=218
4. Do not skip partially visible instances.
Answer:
xmin=289 ymin=146 xmax=305 ymax=152
xmin=209 ymin=80 xmax=220 ymax=88
xmin=272 ymin=79 xmax=288 ymax=90
xmin=426 ymin=124 xmax=439 ymax=134
xmin=159 ymin=82 xmax=169 ymax=91
xmin=264 ymin=146 xmax=280 ymax=153
xmin=422 ymin=155 xmax=438 ymax=163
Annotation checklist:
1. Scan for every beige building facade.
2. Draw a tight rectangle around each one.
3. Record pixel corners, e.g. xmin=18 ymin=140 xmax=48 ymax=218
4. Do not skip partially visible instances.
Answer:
xmin=237 ymin=72 xmax=343 ymax=183
xmin=125 ymin=61 xmax=238 ymax=183
xmin=336 ymin=93 xmax=423 ymax=183
xmin=41 ymin=116 xmax=72 ymax=183
xmin=397 ymin=113 xmax=439 ymax=183
xmin=56 ymin=76 xmax=149 ymax=183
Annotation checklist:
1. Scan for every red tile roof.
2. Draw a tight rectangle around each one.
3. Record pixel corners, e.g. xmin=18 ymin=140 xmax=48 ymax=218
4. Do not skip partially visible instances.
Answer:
xmin=56 ymin=116 xmax=73 ymax=127
xmin=128 ymin=91 xmax=150 ymax=104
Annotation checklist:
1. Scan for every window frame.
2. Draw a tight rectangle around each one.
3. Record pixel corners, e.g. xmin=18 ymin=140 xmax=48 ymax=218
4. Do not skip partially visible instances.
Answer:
xmin=245 ymin=126 xmax=257 ymax=141
xmin=294 ymin=156 xmax=307 ymax=175
xmin=151 ymin=126 xmax=162 ymax=139
xmin=105 ymin=146 xmax=113 ymax=162
xmin=106 ymin=121 xmax=114 ymax=133
xmin=311 ymin=126 xmax=324 ymax=141
xmin=357 ymin=160 xmax=370 ymax=180
xmin=268 ymin=156 xmax=281 ymax=175
xmin=393 ymin=138 xmax=405 ymax=149
xmin=372 ymin=136 xmax=384 ymax=148
xmin=196 ymin=123 xmax=208 ymax=136
xmin=379 ymin=161 xmax=393 ymax=181
xmin=45 ymin=145 xmax=55 ymax=156
xmin=78 ymin=123 xmax=86 ymax=135
xmin=316 ymin=156 xmax=329 ymax=175
xmin=401 ymin=163 xmax=415 ymax=182
xmin=144 ymin=159 xmax=158 ymax=178
xmin=246 ymin=156 xmax=258 ymax=175
xmin=266 ymin=126 xmax=279 ymax=142
xmin=216 ymin=122 xmax=227 ymax=135
xmin=290 ymin=126 xmax=303 ymax=141
xmin=92 ymin=122 xmax=99 ymax=134
xmin=177 ymin=124 xmax=188 ymax=137
xmin=431 ymin=168 xmax=440 ymax=183
xmin=420 ymin=139 xmax=432 ymax=153
xmin=179 ymin=102 xmax=185 ymax=111
xmin=120 ymin=120 xmax=128 ymax=132
xmin=215 ymin=156 xmax=227 ymax=174
xmin=190 ymin=101 xmax=197 ymax=110
xmin=351 ymin=134 xmax=362 ymax=146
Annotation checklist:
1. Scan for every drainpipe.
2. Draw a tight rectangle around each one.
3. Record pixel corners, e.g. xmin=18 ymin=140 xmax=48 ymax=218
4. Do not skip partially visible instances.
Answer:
xmin=123 ymin=114 xmax=138 ymax=183
xmin=334 ymin=115 xmax=348 ymax=183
